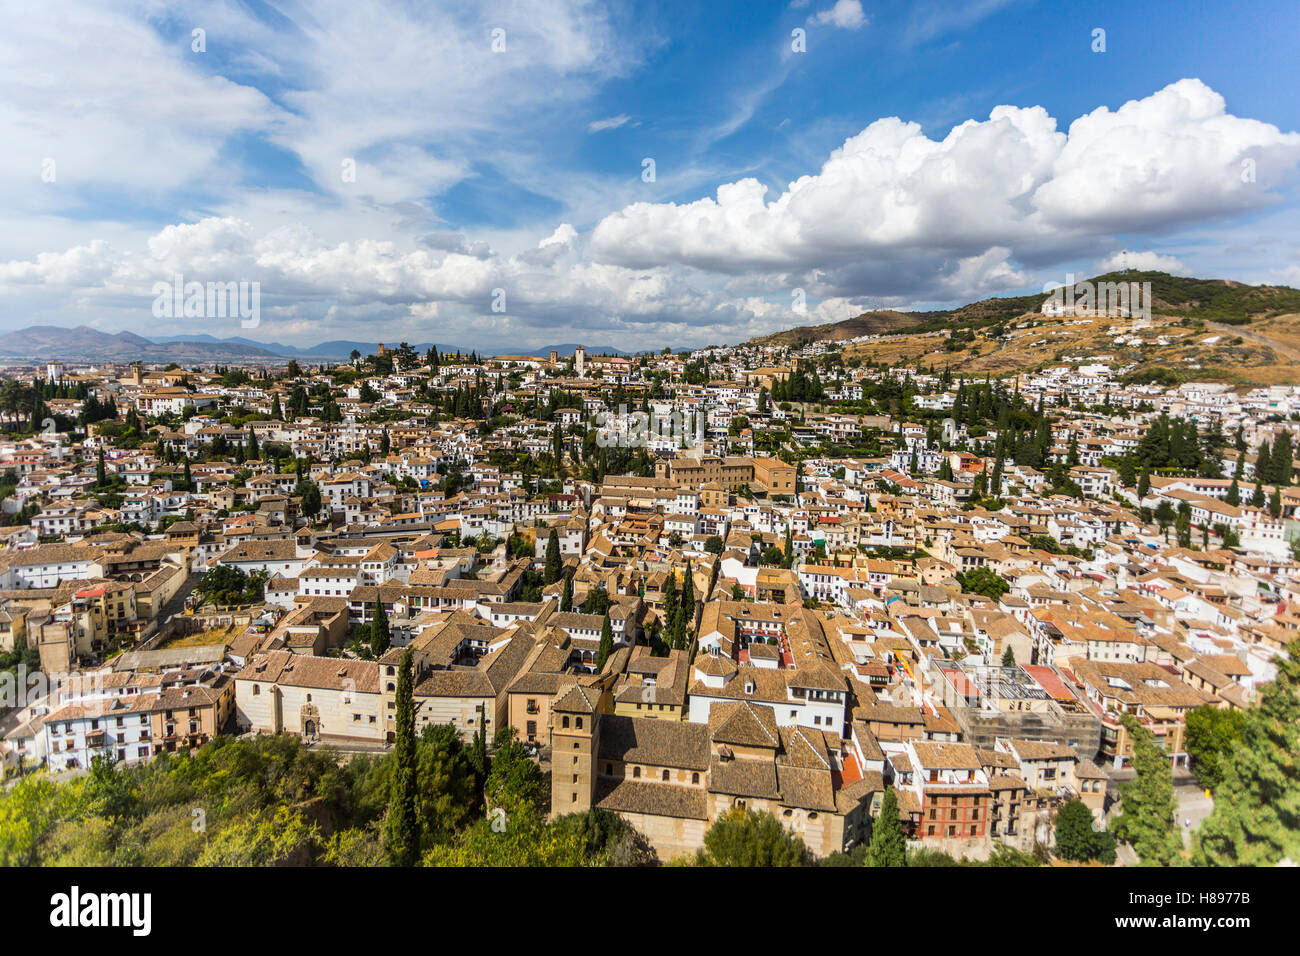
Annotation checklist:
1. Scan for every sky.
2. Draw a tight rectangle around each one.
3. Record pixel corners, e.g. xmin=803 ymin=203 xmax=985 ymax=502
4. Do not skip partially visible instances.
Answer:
xmin=1 ymin=0 xmax=1299 ymax=352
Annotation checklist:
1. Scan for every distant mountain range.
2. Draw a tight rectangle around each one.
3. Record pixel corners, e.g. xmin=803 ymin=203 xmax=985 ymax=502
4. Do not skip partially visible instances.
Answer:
xmin=0 ymin=327 xmax=633 ymax=363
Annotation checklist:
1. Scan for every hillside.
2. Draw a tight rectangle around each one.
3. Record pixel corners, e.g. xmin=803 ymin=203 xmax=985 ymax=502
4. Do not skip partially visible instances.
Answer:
xmin=748 ymin=272 xmax=1300 ymax=348
xmin=748 ymin=309 xmax=919 ymax=347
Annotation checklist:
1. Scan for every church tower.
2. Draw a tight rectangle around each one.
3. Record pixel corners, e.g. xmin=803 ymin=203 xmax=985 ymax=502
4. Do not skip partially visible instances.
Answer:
xmin=549 ymin=683 xmax=601 ymax=817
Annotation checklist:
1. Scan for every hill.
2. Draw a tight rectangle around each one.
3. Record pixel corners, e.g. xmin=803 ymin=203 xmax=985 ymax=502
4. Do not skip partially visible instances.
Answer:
xmin=748 ymin=272 xmax=1300 ymax=349
xmin=748 ymin=310 xmax=918 ymax=347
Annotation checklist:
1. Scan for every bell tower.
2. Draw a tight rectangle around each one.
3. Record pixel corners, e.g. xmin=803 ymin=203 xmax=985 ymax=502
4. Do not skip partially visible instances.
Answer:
xmin=549 ymin=683 xmax=601 ymax=817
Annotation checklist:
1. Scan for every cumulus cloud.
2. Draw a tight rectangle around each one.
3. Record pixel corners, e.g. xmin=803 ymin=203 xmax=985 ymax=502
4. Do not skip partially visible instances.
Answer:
xmin=814 ymin=0 xmax=868 ymax=30
xmin=590 ymin=80 xmax=1300 ymax=287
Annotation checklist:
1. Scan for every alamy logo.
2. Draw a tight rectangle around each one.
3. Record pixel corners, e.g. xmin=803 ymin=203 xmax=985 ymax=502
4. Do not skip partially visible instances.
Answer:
xmin=151 ymin=273 xmax=261 ymax=328
xmin=0 ymin=665 xmax=105 ymax=711
xmin=593 ymin=405 xmax=704 ymax=448
xmin=1041 ymin=273 xmax=1152 ymax=320
xmin=49 ymin=886 xmax=151 ymax=937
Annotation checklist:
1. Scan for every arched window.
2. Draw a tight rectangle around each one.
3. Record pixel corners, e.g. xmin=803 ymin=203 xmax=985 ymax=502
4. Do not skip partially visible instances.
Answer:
xmin=661 ymin=769 xmax=670 ymax=781
xmin=576 ymin=717 xmax=584 ymax=729
xmin=691 ymin=772 xmax=699 ymax=784
xmin=633 ymin=766 xmax=641 ymax=778
xmin=562 ymin=715 xmax=570 ymax=728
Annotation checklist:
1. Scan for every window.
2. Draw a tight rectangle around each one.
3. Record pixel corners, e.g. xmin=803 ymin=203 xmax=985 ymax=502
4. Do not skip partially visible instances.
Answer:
xmin=633 ymin=767 xmax=641 ymax=778
xmin=661 ymin=769 xmax=670 ymax=781
xmin=562 ymin=715 xmax=570 ymax=729
xmin=691 ymin=772 xmax=700 ymax=784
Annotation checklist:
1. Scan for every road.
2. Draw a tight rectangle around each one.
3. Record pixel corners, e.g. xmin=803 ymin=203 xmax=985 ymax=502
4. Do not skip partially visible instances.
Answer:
xmin=1205 ymin=321 xmax=1300 ymax=362
xmin=1175 ymin=782 xmax=1214 ymax=848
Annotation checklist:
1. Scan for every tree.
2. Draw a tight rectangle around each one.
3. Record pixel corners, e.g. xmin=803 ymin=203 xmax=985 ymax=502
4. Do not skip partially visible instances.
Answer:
xmin=95 ymin=449 xmax=106 ymax=488
xmin=1195 ymin=639 xmax=1300 ymax=866
xmin=384 ymin=648 xmax=419 ymax=866
xmin=596 ymin=613 xmax=613 ymax=672
xmin=1271 ymin=430 xmax=1294 ymax=487
xmin=1054 ymin=799 xmax=1116 ymax=864
xmin=695 ymin=808 xmax=811 ymax=866
xmin=1225 ymin=479 xmax=1241 ymax=506
xmin=370 ymin=597 xmax=391 ymax=656
xmin=680 ymin=562 xmax=695 ymax=626
xmin=297 ymin=475 xmax=322 ymax=520
xmin=486 ymin=726 xmax=546 ymax=813
xmin=1001 ymin=645 xmax=1016 ymax=667
xmin=1154 ymin=499 xmax=1174 ymax=539
xmin=663 ymin=569 xmax=679 ymax=625
xmin=414 ymin=724 xmax=479 ymax=845
xmin=544 ymin=528 xmax=562 ymax=585
xmin=704 ymin=535 xmax=724 ymax=554
xmin=956 ymin=566 xmax=1009 ymax=600
xmin=866 ymin=787 xmax=907 ymax=867
xmin=1184 ymin=704 xmax=1245 ymax=792
xmin=560 ymin=572 xmax=573 ymax=613
xmin=1112 ymin=714 xmax=1182 ymax=866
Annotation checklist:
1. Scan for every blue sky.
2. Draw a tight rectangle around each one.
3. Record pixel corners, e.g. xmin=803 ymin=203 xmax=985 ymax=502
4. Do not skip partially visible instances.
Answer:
xmin=1 ymin=0 xmax=1298 ymax=351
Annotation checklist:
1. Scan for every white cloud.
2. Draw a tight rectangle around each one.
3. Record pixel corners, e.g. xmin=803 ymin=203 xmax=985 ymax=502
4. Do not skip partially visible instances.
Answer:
xmin=591 ymin=80 xmax=1300 ymax=281
xmin=1095 ymin=250 xmax=1188 ymax=274
xmin=814 ymin=0 xmax=868 ymax=30
xmin=588 ymin=114 xmax=633 ymax=132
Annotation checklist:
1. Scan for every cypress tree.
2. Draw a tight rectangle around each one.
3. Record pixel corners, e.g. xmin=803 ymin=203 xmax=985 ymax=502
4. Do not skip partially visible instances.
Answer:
xmin=867 ymin=787 xmax=907 ymax=867
xmin=663 ymin=568 xmax=679 ymax=625
xmin=544 ymin=527 xmax=562 ymax=585
xmin=596 ymin=613 xmax=613 ymax=671
xmin=371 ymin=596 xmax=391 ymax=656
xmin=384 ymin=647 xmax=420 ymax=866
xmin=1273 ymin=431 xmax=1294 ymax=487
xmin=680 ymin=562 xmax=695 ymax=628
xmin=560 ymin=572 xmax=573 ymax=612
